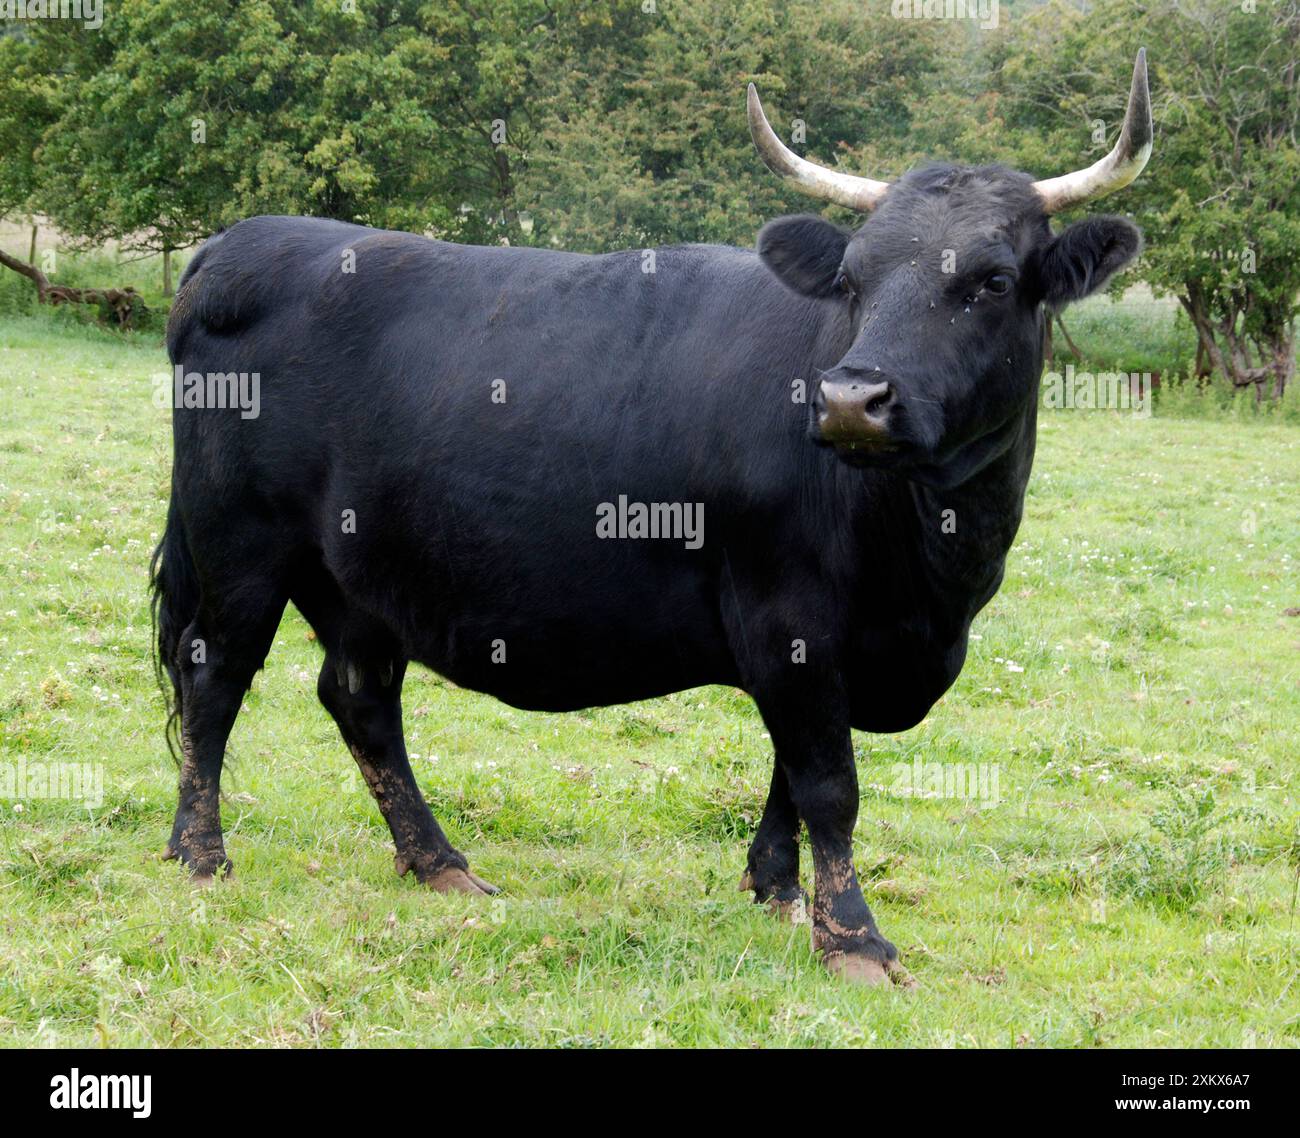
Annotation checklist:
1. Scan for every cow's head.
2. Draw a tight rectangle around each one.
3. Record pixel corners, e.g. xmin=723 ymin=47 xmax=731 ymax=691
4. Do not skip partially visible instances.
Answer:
xmin=751 ymin=51 xmax=1152 ymax=488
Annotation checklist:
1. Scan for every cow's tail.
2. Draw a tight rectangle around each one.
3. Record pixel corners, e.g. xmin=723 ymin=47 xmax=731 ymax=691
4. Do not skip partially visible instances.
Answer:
xmin=149 ymin=494 xmax=198 ymax=765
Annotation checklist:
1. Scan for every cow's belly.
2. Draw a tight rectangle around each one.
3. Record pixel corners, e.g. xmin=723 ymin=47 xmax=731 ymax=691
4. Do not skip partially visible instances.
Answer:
xmin=418 ymin=602 xmax=738 ymax=711
xmin=328 ymin=525 xmax=739 ymax=711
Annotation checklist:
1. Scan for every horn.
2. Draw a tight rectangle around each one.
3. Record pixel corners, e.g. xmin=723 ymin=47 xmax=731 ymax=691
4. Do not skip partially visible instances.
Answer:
xmin=747 ymin=83 xmax=889 ymax=212
xmin=1032 ymin=49 xmax=1153 ymax=213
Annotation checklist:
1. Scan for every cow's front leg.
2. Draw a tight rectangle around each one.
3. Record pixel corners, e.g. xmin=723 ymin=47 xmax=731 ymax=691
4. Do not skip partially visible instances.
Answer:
xmin=740 ymin=763 xmax=807 ymax=918
xmin=757 ymin=683 xmax=909 ymax=985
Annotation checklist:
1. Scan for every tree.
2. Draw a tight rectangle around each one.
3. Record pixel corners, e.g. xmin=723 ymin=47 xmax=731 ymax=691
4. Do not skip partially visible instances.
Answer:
xmin=1138 ymin=0 xmax=1300 ymax=399
xmin=515 ymin=0 xmax=942 ymax=252
xmin=0 ymin=20 xmax=83 ymax=265
xmin=0 ymin=19 xmax=145 ymax=322
xmin=964 ymin=0 xmax=1300 ymax=400
xmin=27 ymin=1 xmax=449 ymax=293
xmin=4 ymin=1 xmax=551 ymax=292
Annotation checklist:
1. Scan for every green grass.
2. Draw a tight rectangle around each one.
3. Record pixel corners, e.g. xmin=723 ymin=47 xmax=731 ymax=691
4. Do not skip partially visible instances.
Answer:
xmin=1053 ymin=285 xmax=1194 ymax=377
xmin=1043 ymin=286 xmax=1300 ymax=424
xmin=1 ymin=312 xmax=1297 ymax=1048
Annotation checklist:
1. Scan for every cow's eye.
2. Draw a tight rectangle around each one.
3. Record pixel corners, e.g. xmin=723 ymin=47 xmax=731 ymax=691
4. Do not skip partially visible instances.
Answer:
xmin=985 ymin=273 xmax=1013 ymax=295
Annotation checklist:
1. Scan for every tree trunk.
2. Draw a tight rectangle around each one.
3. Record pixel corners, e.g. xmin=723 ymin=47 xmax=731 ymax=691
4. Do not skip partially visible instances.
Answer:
xmin=1180 ymin=292 xmax=1227 ymax=379
xmin=162 ymin=245 xmax=173 ymax=297
xmin=0 ymin=245 xmax=50 ymax=295
xmin=28 ymin=221 xmax=37 ymax=266
xmin=1194 ymin=335 xmax=1211 ymax=379
xmin=1180 ymin=286 xmax=1294 ymax=402
xmin=1055 ymin=314 xmax=1084 ymax=360
xmin=0 ymin=245 xmax=145 ymax=327
xmin=1269 ymin=330 xmax=1294 ymax=400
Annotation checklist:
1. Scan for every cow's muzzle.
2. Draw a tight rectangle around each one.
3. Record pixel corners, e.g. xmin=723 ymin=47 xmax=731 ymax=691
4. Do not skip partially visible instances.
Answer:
xmin=813 ymin=377 xmax=897 ymax=452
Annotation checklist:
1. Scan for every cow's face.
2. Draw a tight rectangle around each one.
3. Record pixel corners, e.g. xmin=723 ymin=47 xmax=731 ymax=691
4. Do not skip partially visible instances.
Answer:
xmin=758 ymin=167 xmax=1141 ymax=486
xmin=746 ymin=51 xmax=1152 ymax=488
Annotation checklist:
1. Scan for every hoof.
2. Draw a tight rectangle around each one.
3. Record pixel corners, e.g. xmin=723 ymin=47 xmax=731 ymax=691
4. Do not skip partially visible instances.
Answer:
xmin=769 ymin=894 xmax=810 ymax=924
xmin=739 ymin=870 xmax=807 ymax=921
xmin=163 ymin=843 xmax=233 ymax=883
xmin=887 ymin=961 xmax=918 ymax=988
xmin=823 ymin=952 xmax=889 ymax=985
xmin=424 ymin=866 xmax=498 ymax=895
xmin=466 ymin=870 xmax=501 ymax=895
xmin=823 ymin=952 xmax=915 ymax=987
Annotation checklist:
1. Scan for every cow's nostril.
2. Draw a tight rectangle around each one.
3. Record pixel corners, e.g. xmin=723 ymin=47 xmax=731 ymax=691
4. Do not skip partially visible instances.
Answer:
xmin=862 ymin=384 xmax=892 ymax=418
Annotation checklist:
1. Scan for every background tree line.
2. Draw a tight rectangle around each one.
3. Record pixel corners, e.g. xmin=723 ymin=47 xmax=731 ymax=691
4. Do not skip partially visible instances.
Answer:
xmin=1 ymin=0 xmax=1297 ymax=398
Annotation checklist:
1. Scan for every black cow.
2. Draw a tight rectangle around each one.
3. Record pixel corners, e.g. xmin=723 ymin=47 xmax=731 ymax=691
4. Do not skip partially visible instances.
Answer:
xmin=152 ymin=54 xmax=1153 ymax=983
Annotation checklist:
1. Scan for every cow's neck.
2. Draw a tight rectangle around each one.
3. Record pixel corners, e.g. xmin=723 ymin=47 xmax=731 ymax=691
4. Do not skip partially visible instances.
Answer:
xmin=903 ymin=396 xmax=1038 ymax=629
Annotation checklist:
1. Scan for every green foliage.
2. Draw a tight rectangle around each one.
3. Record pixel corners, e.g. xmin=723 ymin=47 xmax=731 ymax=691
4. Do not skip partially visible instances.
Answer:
xmin=1154 ymin=370 xmax=1300 ymax=422
xmin=972 ymin=0 xmax=1300 ymax=397
xmin=1106 ymin=789 xmax=1260 ymax=911
xmin=0 ymin=1 xmax=942 ymax=256
xmin=2 ymin=16 xmax=107 ymax=209
xmin=22 ymin=1 xmax=454 ymax=252
xmin=1 ymin=0 xmax=573 ymax=261
xmin=516 ymin=0 xmax=941 ymax=250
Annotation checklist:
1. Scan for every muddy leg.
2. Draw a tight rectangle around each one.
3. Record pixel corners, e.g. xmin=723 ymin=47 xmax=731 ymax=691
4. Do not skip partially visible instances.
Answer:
xmin=740 ymin=763 xmax=806 ymax=917
xmin=317 ymin=653 xmax=496 ymax=895
xmin=164 ymin=592 xmax=285 ymax=880
xmin=757 ymin=683 xmax=908 ymax=985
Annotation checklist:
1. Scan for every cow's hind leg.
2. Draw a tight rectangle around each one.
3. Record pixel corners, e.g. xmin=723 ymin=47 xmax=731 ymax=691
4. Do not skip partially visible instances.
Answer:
xmin=316 ymin=652 xmax=496 ymax=894
xmin=299 ymin=586 xmax=495 ymax=894
xmin=164 ymin=584 xmax=287 ymax=881
xmin=740 ymin=763 xmax=807 ymax=918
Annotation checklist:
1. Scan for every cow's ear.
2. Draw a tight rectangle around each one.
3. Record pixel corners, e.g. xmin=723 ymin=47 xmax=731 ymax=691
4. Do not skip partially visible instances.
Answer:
xmin=758 ymin=215 xmax=851 ymax=298
xmin=1038 ymin=216 xmax=1142 ymax=308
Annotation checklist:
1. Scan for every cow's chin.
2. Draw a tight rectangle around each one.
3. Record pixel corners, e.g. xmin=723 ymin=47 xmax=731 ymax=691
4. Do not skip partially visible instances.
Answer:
xmin=818 ymin=433 xmax=912 ymax=471
xmin=823 ymin=406 xmax=1027 ymax=490
xmin=827 ymin=440 xmax=977 ymax=491
xmin=829 ymin=444 xmax=904 ymax=469
xmin=812 ymin=412 xmax=936 ymax=474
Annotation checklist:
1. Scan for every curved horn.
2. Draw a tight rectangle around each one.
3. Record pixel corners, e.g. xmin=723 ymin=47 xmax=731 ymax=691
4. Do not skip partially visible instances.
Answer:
xmin=747 ymin=83 xmax=889 ymax=212
xmin=1033 ymin=49 xmax=1153 ymax=213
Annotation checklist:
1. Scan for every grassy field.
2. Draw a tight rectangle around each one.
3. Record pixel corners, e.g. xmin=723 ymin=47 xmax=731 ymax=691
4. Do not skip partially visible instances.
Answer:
xmin=0 ymin=311 xmax=1297 ymax=1048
